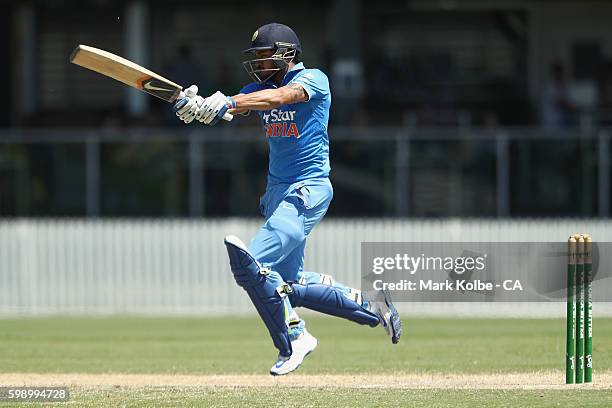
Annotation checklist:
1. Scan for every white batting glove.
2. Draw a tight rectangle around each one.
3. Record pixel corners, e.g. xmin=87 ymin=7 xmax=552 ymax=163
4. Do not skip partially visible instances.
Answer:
xmin=196 ymin=91 xmax=236 ymax=125
xmin=173 ymin=85 xmax=204 ymax=124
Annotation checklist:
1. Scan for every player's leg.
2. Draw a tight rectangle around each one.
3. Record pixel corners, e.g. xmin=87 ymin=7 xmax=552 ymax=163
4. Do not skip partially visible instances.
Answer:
xmin=297 ymin=271 xmax=358 ymax=302
xmin=248 ymin=190 xmax=311 ymax=337
xmin=295 ymin=270 xmax=377 ymax=328
xmin=249 ymin=187 xmax=306 ymax=273
xmin=265 ymin=181 xmax=334 ymax=340
xmin=294 ymin=269 xmax=374 ymax=323
xmin=269 ymin=179 xmax=333 ymax=282
xmin=297 ymin=271 xmax=384 ymax=315
xmin=224 ymin=234 xmax=316 ymax=375
xmin=224 ymin=235 xmax=292 ymax=356
xmin=243 ymin=185 xmax=322 ymax=375
xmin=273 ymin=240 xmax=307 ymax=340
xmin=271 ymin=181 xmax=379 ymax=326
xmin=244 ymin=180 xmax=336 ymax=366
xmin=257 ymin=266 xmax=317 ymax=376
xmin=271 ymin=181 xmax=400 ymax=341
xmin=272 ymin=245 xmax=401 ymax=344
xmin=248 ymin=182 xmax=314 ymax=342
xmin=290 ymin=275 xmax=402 ymax=344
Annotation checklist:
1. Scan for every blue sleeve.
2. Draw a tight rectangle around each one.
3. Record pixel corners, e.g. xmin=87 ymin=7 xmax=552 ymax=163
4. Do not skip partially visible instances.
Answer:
xmin=290 ymin=69 xmax=329 ymax=101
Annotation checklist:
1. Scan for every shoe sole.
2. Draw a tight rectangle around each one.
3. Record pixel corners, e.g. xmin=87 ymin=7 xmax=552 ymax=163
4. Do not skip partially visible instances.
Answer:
xmin=382 ymin=289 xmax=402 ymax=344
xmin=269 ymin=342 xmax=317 ymax=376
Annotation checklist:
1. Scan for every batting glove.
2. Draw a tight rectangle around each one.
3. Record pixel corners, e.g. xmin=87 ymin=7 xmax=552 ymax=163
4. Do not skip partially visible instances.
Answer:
xmin=196 ymin=91 xmax=237 ymax=125
xmin=173 ymin=85 xmax=204 ymax=124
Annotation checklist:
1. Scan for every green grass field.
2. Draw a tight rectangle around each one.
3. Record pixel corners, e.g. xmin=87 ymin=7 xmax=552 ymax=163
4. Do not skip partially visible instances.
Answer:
xmin=1 ymin=316 xmax=611 ymax=407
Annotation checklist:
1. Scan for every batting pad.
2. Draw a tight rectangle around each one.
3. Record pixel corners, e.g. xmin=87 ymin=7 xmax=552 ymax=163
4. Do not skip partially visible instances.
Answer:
xmin=224 ymin=235 xmax=292 ymax=357
xmin=289 ymin=283 xmax=380 ymax=327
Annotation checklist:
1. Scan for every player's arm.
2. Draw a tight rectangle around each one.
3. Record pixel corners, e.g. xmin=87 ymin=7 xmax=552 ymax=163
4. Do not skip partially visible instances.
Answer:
xmin=173 ymin=83 xmax=308 ymax=125
xmin=229 ymin=83 xmax=308 ymax=112
xmin=227 ymin=94 xmax=249 ymax=116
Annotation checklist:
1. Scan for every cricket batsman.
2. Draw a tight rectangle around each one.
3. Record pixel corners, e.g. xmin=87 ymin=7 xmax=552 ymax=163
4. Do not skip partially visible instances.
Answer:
xmin=173 ymin=23 xmax=401 ymax=375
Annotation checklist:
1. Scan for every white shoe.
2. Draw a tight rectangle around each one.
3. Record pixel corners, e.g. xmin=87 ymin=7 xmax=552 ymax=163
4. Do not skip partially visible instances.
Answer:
xmin=370 ymin=290 xmax=402 ymax=344
xmin=269 ymin=329 xmax=318 ymax=376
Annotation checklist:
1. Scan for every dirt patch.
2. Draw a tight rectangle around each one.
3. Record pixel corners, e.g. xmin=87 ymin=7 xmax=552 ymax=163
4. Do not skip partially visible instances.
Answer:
xmin=1 ymin=372 xmax=611 ymax=390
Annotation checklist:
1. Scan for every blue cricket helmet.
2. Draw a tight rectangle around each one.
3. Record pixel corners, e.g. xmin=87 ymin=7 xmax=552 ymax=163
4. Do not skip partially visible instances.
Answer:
xmin=243 ymin=23 xmax=302 ymax=54
xmin=242 ymin=23 xmax=302 ymax=83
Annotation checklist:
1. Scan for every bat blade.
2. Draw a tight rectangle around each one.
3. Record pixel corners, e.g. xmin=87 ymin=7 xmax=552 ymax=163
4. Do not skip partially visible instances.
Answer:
xmin=70 ymin=44 xmax=182 ymax=102
xmin=70 ymin=45 xmax=232 ymax=121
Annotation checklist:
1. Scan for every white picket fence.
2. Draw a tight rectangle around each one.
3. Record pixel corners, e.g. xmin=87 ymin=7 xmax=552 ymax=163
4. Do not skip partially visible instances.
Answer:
xmin=1 ymin=218 xmax=611 ymax=316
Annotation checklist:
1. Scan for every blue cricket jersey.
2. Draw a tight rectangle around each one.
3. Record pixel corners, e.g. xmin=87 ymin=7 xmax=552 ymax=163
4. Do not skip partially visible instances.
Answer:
xmin=239 ymin=63 xmax=331 ymax=185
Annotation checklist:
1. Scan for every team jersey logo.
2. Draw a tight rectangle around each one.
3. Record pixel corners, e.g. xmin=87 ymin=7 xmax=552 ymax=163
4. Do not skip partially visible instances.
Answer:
xmin=262 ymin=108 xmax=300 ymax=138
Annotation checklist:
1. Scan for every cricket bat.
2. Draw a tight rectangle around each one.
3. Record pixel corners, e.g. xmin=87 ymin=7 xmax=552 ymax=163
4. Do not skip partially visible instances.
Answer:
xmin=69 ymin=44 xmax=232 ymax=121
